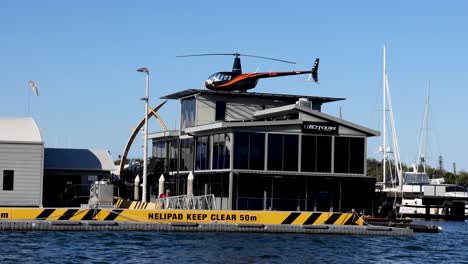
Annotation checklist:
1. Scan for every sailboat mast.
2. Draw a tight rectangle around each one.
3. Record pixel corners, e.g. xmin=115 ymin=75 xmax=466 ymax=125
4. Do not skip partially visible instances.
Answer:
xmin=423 ymin=80 xmax=430 ymax=173
xmin=417 ymin=80 xmax=430 ymax=173
xmin=382 ymin=46 xmax=387 ymax=187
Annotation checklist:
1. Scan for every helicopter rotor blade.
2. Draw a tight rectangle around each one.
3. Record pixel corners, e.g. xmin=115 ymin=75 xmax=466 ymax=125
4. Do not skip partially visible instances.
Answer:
xmin=239 ymin=54 xmax=296 ymax=64
xmin=177 ymin=53 xmax=296 ymax=64
xmin=176 ymin=53 xmax=238 ymax=57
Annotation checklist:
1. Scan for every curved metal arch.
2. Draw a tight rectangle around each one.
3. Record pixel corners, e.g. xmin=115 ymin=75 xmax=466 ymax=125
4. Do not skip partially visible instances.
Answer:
xmin=119 ymin=100 xmax=168 ymax=176
xmin=148 ymin=105 xmax=168 ymax=131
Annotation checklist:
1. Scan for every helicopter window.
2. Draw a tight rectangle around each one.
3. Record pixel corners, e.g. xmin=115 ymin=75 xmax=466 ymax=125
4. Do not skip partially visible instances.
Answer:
xmin=224 ymin=74 xmax=232 ymax=81
xmin=209 ymin=73 xmax=231 ymax=82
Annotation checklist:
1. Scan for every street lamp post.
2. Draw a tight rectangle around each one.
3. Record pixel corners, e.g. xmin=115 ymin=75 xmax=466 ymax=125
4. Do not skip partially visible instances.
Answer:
xmin=137 ymin=67 xmax=149 ymax=202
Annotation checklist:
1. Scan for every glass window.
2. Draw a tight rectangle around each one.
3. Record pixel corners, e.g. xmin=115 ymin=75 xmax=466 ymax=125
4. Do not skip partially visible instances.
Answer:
xmin=196 ymin=136 xmax=210 ymax=170
xmin=234 ymin=132 xmax=265 ymax=170
xmin=215 ymin=101 xmax=226 ymax=121
xmin=213 ymin=134 xmax=220 ymax=169
xmin=316 ymin=136 xmax=332 ymax=172
xmin=301 ymin=135 xmax=332 ymax=173
xmin=212 ymin=133 xmax=231 ymax=169
xmin=334 ymin=137 xmax=349 ymax=173
xmin=349 ymin=137 xmax=365 ymax=174
xmin=168 ymin=139 xmax=178 ymax=172
xmin=3 ymin=170 xmax=14 ymax=191
xmin=334 ymin=137 xmax=364 ymax=174
xmin=152 ymin=141 xmax=167 ymax=172
xmin=249 ymin=133 xmax=265 ymax=170
xmin=283 ymin=135 xmax=298 ymax=171
xmin=181 ymin=97 xmax=195 ymax=131
xmin=267 ymin=134 xmax=283 ymax=171
xmin=180 ymin=138 xmax=194 ymax=171
xmin=301 ymin=135 xmax=317 ymax=172
xmin=234 ymin=132 xmax=249 ymax=169
xmin=267 ymin=134 xmax=298 ymax=171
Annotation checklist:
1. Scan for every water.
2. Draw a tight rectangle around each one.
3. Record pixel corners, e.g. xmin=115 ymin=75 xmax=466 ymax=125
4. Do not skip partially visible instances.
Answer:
xmin=0 ymin=221 xmax=466 ymax=264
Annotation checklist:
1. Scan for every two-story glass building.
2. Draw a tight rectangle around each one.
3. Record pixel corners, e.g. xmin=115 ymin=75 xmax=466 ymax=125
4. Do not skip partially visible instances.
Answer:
xmin=149 ymin=89 xmax=379 ymax=213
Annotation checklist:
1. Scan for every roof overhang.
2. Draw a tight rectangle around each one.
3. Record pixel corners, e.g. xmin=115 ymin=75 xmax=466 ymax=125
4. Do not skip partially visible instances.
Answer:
xmin=162 ymin=89 xmax=344 ymax=105
xmin=184 ymin=120 xmax=302 ymax=134
xmin=183 ymin=104 xmax=379 ymax=137
xmin=254 ymin=104 xmax=380 ymax=137
xmin=148 ymin=130 xmax=180 ymax=140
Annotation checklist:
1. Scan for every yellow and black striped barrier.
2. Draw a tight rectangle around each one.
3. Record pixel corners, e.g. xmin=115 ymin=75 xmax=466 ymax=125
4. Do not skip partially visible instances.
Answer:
xmin=0 ymin=207 xmax=363 ymax=226
xmin=114 ymin=198 xmax=162 ymax=209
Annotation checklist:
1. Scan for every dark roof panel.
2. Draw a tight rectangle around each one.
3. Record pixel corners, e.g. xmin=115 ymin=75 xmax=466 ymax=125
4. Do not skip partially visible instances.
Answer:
xmin=162 ymin=89 xmax=344 ymax=104
xmin=45 ymin=148 xmax=115 ymax=171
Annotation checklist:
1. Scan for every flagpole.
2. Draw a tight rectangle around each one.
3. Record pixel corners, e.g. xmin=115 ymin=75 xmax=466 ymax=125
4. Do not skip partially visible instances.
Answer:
xmin=27 ymin=82 xmax=31 ymax=116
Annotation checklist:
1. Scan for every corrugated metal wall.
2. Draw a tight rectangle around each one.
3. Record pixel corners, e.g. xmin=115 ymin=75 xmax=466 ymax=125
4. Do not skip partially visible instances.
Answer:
xmin=196 ymin=94 xmax=282 ymax=126
xmin=0 ymin=143 xmax=43 ymax=206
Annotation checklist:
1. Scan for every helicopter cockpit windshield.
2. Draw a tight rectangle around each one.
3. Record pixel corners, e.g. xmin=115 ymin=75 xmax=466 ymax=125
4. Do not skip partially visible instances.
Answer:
xmin=207 ymin=72 xmax=232 ymax=83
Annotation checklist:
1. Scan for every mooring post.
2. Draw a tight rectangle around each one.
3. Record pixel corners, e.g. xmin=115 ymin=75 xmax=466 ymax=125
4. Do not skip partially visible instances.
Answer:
xmin=134 ymin=175 xmax=141 ymax=201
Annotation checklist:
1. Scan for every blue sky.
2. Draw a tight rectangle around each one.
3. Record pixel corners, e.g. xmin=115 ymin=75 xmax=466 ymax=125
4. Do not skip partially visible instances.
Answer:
xmin=1 ymin=1 xmax=467 ymax=171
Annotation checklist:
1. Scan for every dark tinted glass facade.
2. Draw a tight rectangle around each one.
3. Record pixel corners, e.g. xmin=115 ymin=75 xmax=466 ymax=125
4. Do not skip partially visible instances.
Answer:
xmin=180 ymin=138 xmax=194 ymax=171
xmin=301 ymin=135 xmax=332 ymax=172
xmin=196 ymin=136 xmax=210 ymax=170
xmin=181 ymin=97 xmax=195 ymax=131
xmin=283 ymin=135 xmax=299 ymax=171
xmin=152 ymin=140 xmax=178 ymax=172
xmin=212 ymin=133 xmax=230 ymax=169
xmin=267 ymin=134 xmax=299 ymax=171
xmin=153 ymin=141 xmax=167 ymax=173
xmin=316 ymin=136 xmax=332 ymax=172
xmin=267 ymin=134 xmax=282 ymax=171
xmin=234 ymin=132 xmax=249 ymax=169
xmin=215 ymin=101 xmax=226 ymax=121
xmin=349 ymin=137 xmax=365 ymax=173
xmin=334 ymin=137 xmax=364 ymax=174
xmin=168 ymin=139 xmax=178 ymax=171
xmin=233 ymin=132 xmax=265 ymax=170
xmin=249 ymin=133 xmax=265 ymax=170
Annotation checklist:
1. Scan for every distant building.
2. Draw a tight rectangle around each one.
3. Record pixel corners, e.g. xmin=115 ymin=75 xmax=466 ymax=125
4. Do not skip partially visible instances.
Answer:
xmin=43 ymin=148 xmax=115 ymax=207
xmin=0 ymin=118 xmax=44 ymax=207
xmin=149 ymin=89 xmax=380 ymax=213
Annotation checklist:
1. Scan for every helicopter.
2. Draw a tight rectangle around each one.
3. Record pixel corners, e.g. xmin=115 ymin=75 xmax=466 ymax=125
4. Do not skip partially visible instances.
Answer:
xmin=177 ymin=53 xmax=319 ymax=92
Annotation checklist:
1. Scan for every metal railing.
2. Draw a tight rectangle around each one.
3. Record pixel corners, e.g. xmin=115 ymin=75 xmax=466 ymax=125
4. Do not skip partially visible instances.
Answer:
xmin=237 ymin=197 xmax=308 ymax=211
xmin=152 ymin=194 xmax=217 ymax=210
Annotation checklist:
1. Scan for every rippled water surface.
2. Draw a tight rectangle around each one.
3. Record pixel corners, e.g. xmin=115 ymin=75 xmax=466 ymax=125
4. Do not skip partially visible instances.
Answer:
xmin=0 ymin=221 xmax=466 ymax=264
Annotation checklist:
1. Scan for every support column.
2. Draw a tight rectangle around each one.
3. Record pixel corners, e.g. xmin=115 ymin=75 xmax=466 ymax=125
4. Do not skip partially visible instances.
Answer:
xmin=228 ymin=171 xmax=233 ymax=210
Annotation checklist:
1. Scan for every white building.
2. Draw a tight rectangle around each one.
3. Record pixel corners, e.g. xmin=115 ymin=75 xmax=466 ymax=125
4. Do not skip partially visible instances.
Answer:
xmin=0 ymin=118 xmax=44 ymax=207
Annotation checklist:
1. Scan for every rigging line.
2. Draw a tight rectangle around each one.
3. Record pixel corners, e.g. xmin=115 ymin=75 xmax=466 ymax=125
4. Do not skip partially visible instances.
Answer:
xmin=428 ymin=96 xmax=443 ymax=162
xmin=385 ymin=77 xmax=403 ymax=181
xmin=417 ymin=81 xmax=430 ymax=171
